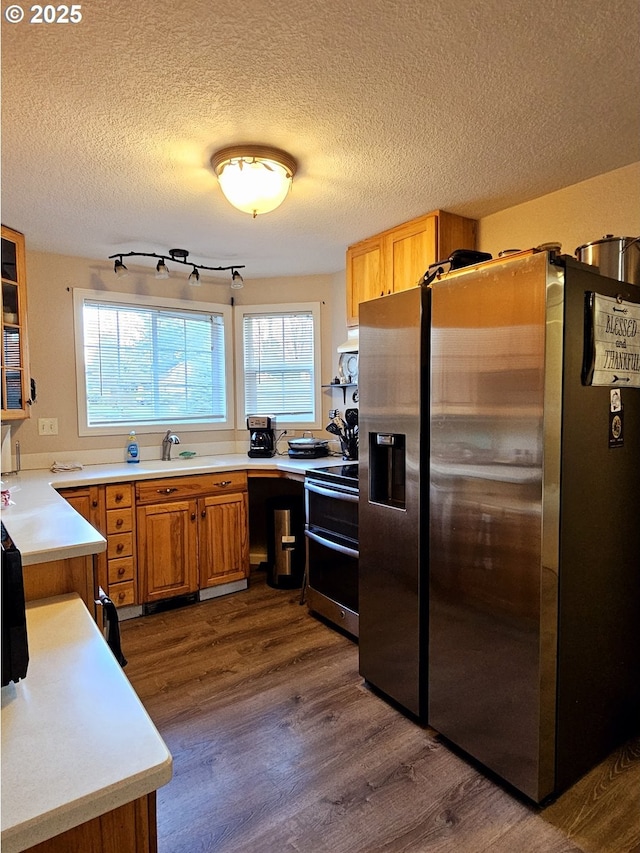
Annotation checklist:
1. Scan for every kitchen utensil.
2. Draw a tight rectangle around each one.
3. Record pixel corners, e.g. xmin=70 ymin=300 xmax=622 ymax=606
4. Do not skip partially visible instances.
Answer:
xmin=326 ymin=422 xmax=342 ymax=436
xmin=576 ymin=235 xmax=640 ymax=285
xmin=344 ymin=408 xmax=359 ymax=428
xmin=330 ymin=409 xmax=347 ymax=433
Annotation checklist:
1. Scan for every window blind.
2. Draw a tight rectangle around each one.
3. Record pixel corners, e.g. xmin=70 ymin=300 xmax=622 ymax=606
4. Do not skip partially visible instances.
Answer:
xmin=242 ymin=311 xmax=315 ymax=420
xmin=82 ymin=300 xmax=227 ymax=426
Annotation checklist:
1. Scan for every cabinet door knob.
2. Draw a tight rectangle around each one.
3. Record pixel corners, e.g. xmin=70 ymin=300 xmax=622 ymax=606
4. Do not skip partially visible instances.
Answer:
xmin=92 ymin=499 xmax=98 ymax=508
xmin=191 ymin=512 xmax=196 ymax=521
xmin=201 ymin=509 xmax=206 ymax=518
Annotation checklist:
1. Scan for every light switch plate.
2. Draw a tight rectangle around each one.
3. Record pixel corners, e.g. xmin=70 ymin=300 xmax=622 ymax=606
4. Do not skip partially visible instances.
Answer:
xmin=38 ymin=418 xmax=59 ymax=436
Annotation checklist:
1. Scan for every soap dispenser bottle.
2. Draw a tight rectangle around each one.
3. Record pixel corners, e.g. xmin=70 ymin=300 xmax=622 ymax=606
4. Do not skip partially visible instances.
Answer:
xmin=126 ymin=431 xmax=140 ymax=463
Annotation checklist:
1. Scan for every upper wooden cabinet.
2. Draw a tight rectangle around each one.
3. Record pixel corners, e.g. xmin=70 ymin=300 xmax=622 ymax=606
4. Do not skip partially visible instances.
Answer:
xmin=345 ymin=210 xmax=477 ymax=326
xmin=1 ymin=225 xmax=32 ymax=419
xmin=346 ymin=235 xmax=383 ymax=327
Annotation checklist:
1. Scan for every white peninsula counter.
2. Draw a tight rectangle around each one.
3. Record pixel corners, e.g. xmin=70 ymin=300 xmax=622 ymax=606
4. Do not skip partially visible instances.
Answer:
xmin=1 ymin=593 xmax=173 ymax=853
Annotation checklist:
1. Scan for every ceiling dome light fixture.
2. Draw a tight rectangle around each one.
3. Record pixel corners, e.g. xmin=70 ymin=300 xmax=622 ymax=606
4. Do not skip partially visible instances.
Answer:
xmin=108 ymin=248 xmax=245 ymax=287
xmin=210 ymin=145 xmax=297 ymax=217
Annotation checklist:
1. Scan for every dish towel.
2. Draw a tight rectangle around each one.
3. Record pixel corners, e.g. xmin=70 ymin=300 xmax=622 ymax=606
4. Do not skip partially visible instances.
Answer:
xmin=50 ymin=461 xmax=84 ymax=472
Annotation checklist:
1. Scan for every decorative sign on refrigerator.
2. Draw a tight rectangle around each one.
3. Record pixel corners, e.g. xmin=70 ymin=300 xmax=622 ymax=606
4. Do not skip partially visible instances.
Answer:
xmin=583 ymin=292 xmax=640 ymax=388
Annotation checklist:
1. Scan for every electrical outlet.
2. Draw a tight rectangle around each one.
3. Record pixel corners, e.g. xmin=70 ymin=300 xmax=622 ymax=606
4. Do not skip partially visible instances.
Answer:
xmin=38 ymin=418 xmax=59 ymax=436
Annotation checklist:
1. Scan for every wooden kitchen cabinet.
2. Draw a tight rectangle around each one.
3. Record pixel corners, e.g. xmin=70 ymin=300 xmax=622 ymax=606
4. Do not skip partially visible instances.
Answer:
xmin=58 ymin=484 xmax=108 ymax=595
xmin=23 ymin=793 xmax=157 ymax=853
xmin=345 ymin=235 xmax=382 ymax=326
xmin=136 ymin=471 xmax=249 ymax=604
xmin=105 ymin=483 xmax=137 ymax=606
xmin=1 ymin=225 xmax=32 ymax=419
xmin=382 ymin=212 xmax=438 ymax=295
xmin=59 ymin=482 xmax=138 ymax=606
xmin=199 ymin=491 xmax=249 ymax=588
xmin=345 ymin=209 xmax=477 ymax=326
xmin=137 ymin=498 xmax=199 ymax=602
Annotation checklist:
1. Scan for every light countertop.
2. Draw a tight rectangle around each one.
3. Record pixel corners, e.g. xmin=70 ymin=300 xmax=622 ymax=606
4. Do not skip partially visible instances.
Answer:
xmin=0 ymin=593 xmax=173 ymax=853
xmin=1 ymin=453 xmax=338 ymax=566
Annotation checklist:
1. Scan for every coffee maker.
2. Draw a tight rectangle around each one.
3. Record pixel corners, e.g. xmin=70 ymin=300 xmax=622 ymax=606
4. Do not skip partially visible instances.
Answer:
xmin=247 ymin=415 xmax=277 ymax=458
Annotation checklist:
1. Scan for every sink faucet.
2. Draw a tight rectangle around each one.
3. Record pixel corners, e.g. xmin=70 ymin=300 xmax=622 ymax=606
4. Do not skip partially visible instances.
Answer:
xmin=162 ymin=430 xmax=180 ymax=461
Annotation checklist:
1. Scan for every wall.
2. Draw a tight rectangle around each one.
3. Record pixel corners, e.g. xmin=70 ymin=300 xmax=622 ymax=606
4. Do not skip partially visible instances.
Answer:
xmin=9 ymin=163 xmax=638 ymax=469
xmin=12 ymin=251 xmax=346 ymax=469
xmin=478 ymin=162 xmax=640 ymax=258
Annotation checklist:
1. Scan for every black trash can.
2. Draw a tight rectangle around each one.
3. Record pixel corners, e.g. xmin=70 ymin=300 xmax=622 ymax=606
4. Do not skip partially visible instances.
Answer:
xmin=265 ymin=495 xmax=305 ymax=589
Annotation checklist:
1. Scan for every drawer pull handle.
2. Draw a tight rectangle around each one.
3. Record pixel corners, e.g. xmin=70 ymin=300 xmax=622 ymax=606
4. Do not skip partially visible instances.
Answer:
xmin=115 ymin=493 xmax=124 ymax=502
xmin=117 ymin=592 xmax=126 ymax=602
xmin=215 ymin=480 xmax=232 ymax=487
xmin=116 ymin=543 xmax=124 ymax=553
xmin=158 ymin=487 xmax=178 ymax=494
xmin=118 ymin=567 xmax=125 ymax=576
xmin=115 ymin=518 xmax=124 ymax=528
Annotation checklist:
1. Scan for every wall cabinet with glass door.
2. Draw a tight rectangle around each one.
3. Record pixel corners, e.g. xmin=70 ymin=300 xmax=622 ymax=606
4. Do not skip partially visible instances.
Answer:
xmin=345 ymin=210 xmax=477 ymax=326
xmin=1 ymin=225 xmax=32 ymax=418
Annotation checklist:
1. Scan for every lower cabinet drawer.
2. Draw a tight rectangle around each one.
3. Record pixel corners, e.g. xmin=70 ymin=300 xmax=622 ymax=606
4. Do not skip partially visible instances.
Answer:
xmin=106 ymin=484 xmax=133 ymax=509
xmin=107 ymin=507 xmax=133 ymax=535
xmin=108 ymin=556 xmax=135 ymax=585
xmin=108 ymin=532 xmax=134 ymax=559
xmin=108 ymin=580 xmax=136 ymax=607
xmin=136 ymin=471 xmax=248 ymax=504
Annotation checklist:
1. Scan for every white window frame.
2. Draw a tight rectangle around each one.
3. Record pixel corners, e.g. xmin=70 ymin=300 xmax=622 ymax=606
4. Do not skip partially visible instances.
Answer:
xmin=73 ymin=289 xmax=234 ymax=436
xmin=234 ymin=302 xmax=322 ymax=430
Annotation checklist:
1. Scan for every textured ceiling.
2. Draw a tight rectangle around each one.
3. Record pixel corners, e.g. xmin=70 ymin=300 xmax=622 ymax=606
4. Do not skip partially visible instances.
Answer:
xmin=2 ymin=0 xmax=639 ymax=278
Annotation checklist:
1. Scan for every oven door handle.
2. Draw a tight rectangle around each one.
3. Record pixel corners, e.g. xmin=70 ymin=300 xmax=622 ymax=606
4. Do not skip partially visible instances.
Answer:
xmin=305 ymin=529 xmax=359 ymax=559
xmin=304 ymin=481 xmax=359 ymax=503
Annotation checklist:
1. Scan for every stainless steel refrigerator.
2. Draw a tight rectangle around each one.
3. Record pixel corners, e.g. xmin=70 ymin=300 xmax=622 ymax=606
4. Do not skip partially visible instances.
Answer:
xmin=359 ymin=284 xmax=431 ymax=719
xmin=359 ymin=250 xmax=640 ymax=802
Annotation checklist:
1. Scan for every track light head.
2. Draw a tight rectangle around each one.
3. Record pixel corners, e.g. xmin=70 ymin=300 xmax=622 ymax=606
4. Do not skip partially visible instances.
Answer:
xmin=114 ymin=258 xmax=128 ymax=278
xmin=188 ymin=266 xmax=200 ymax=286
xmin=155 ymin=258 xmax=169 ymax=279
xmin=231 ymin=270 xmax=244 ymax=289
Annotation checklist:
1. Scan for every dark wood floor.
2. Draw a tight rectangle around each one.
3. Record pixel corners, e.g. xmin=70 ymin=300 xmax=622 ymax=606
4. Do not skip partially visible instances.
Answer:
xmin=121 ymin=571 xmax=640 ymax=853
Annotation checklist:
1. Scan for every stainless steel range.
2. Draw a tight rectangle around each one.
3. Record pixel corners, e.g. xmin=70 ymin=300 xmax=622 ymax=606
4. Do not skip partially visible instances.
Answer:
xmin=304 ymin=463 xmax=359 ymax=638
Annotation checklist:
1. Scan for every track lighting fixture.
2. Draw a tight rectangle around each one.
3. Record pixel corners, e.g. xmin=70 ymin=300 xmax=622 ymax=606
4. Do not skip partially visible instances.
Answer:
xmin=210 ymin=145 xmax=297 ymax=217
xmin=108 ymin=248 xmax=245 ymax=286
